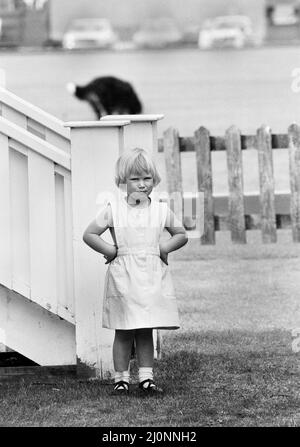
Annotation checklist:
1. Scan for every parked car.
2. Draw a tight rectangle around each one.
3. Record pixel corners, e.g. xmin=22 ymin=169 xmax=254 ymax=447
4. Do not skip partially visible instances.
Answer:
xmin=198 ymin=15 xmax=255 ymax=49
xmin=62 ymin=18 xmax=118 ymax=49
xmin=271 ymin=4 xmax=299 ymax=26
xmin=132 ymin=17 xmax=183 ymax=48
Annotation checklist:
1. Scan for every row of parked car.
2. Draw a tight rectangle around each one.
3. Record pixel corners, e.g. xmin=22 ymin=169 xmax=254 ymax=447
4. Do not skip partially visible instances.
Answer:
xmin=61 ymin=15 xmax=262 ymax=51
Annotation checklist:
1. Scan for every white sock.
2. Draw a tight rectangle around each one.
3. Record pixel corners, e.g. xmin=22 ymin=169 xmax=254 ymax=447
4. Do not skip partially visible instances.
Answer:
xmin=114 ymin=369 xmax=130 ymax=384
xmin=139 ymin=367 xmax=153 ymax=388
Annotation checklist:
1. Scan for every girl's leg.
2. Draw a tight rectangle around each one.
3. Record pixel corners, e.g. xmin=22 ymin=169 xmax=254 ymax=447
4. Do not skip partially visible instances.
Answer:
xmin=135 ymin=328 xmax=154 ymax=367
xmin=113 ymin=329 xmax=136 ymax=371
xmin=113 ymin=330 xmax=135 ymax=392
xmin=135 ymin=328 xmax=162 ymax=392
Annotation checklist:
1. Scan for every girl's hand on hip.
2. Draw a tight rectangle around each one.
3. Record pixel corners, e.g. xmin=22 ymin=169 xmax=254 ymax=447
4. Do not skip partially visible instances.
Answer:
xmin=104 ymin=245 xmax=118 ymax=264
xmin=159 ymin=242 xmax=169 ymax=265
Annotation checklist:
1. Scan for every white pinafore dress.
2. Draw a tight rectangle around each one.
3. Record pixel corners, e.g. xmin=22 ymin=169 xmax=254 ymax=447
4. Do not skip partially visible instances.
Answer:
xmin=102 ymin=196 xmax=180 ymax=330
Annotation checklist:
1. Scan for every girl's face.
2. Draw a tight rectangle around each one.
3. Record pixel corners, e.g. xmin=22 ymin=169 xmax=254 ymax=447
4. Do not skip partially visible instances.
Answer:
xmin=126 ymin=170 xmax=154 ymax=204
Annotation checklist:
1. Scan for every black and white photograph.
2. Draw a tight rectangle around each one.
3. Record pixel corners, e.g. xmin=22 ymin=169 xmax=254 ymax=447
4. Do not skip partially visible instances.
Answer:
xmin=0 ymin=0 xmax=299 ymax=433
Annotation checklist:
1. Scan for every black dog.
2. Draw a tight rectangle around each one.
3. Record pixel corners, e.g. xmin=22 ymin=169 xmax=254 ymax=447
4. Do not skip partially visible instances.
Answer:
xmin=67 ymin=76 xmax=143 ymax=119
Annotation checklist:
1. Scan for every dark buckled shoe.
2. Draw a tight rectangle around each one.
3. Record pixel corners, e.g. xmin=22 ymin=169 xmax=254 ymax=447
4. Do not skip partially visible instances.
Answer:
xmin=112 ymin=380 xmax=129 ymax=395
xmin=138 ymin=379 xmax=163 ymax=395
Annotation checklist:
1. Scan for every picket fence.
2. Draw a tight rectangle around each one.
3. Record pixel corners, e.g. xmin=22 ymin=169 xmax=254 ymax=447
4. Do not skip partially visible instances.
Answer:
xmin=158 ymin=125 xmax=300 ymax=244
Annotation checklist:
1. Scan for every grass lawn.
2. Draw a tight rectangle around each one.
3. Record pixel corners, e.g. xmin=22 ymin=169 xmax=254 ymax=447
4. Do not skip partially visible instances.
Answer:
xmin=0 ymin=230 xmax=299 ymax=427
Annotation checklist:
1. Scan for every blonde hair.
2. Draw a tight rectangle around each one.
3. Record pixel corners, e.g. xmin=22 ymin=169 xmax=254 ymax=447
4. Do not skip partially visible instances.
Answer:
xmin=115 ymin=148 xmax=161 ymax=187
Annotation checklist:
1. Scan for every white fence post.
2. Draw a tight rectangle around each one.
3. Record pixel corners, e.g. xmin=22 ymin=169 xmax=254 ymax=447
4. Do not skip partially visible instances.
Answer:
xmin=101 ymin=114 xmax=164 ymax=153
xmin=101 ymin=115 xmax=165 ymax=194
xmin=65 ymin=120 xmax=130 ymax=379
xmin=101 ymin=114 xmax=165 ymax=359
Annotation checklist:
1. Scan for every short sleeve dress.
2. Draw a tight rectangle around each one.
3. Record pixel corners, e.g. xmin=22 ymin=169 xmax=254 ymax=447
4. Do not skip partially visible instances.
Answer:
xmin=101 ymin=195 xmax=180 ymax=331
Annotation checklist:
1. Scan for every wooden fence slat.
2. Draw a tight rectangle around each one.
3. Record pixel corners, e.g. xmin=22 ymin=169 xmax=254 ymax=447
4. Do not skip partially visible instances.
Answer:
xmin=62 ymin=171 xmax=75 ymax=317
xmin=10 ymin=146 xmax=30 ymax=298
xmin=53 ymin=169 xmax=75 ymax=322
xmin=28 ymin=151 xmax=57 ymax=311
xmin=55 ymin=172 xmax=67 ymax=313
xmin=257 ymin=125 xmax=277 ymax=243
xmin=225 ymin=126 xmax=246 ymax=243
xmin=0 ymin=133 xmax=12 ymax=288
xmin=194 ymin=126 xmax=215 ymax=244
xmin=163 ymin=127 xmax=183 ymax=223
xmin=288 ymin=124 xmax=300 ymax=242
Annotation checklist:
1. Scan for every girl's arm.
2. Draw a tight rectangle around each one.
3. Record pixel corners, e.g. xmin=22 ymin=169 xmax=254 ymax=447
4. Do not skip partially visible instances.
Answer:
xmin=83 ymin=205 xmax=117 ymax=261
xmin=159 ymin=208 xmax=188 ymax=264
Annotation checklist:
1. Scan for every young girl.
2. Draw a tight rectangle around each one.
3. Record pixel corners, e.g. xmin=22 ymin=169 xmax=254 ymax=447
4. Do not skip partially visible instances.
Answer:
xmin=83 ymin=148 xmax=188 ymax=394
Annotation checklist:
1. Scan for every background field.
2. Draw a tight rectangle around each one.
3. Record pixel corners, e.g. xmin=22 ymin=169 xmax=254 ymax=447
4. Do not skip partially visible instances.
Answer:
xmin=0 ymin=47 xmax=296 ymax=196
xmin=1 ymin=46 xmax=300 ymax=136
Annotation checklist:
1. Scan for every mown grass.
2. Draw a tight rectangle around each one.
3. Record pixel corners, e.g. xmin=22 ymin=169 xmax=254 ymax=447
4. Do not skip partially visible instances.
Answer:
xmin=0 ymin=230 xmax=299 ymax=427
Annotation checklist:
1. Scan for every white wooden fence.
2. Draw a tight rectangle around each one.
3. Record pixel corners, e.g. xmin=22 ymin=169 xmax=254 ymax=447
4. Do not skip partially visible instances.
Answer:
xmin=0 ymin=87 xmax=164 ymax=377
xmin=0 ymin=87 xmax=75 ymax=365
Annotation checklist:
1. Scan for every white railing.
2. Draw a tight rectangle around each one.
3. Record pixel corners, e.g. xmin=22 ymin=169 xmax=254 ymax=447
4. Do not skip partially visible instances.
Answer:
xmin=0 ymin=86 xmax=70 ymax=153
xmin=0 ymin=115 xmax=74 ymax=323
